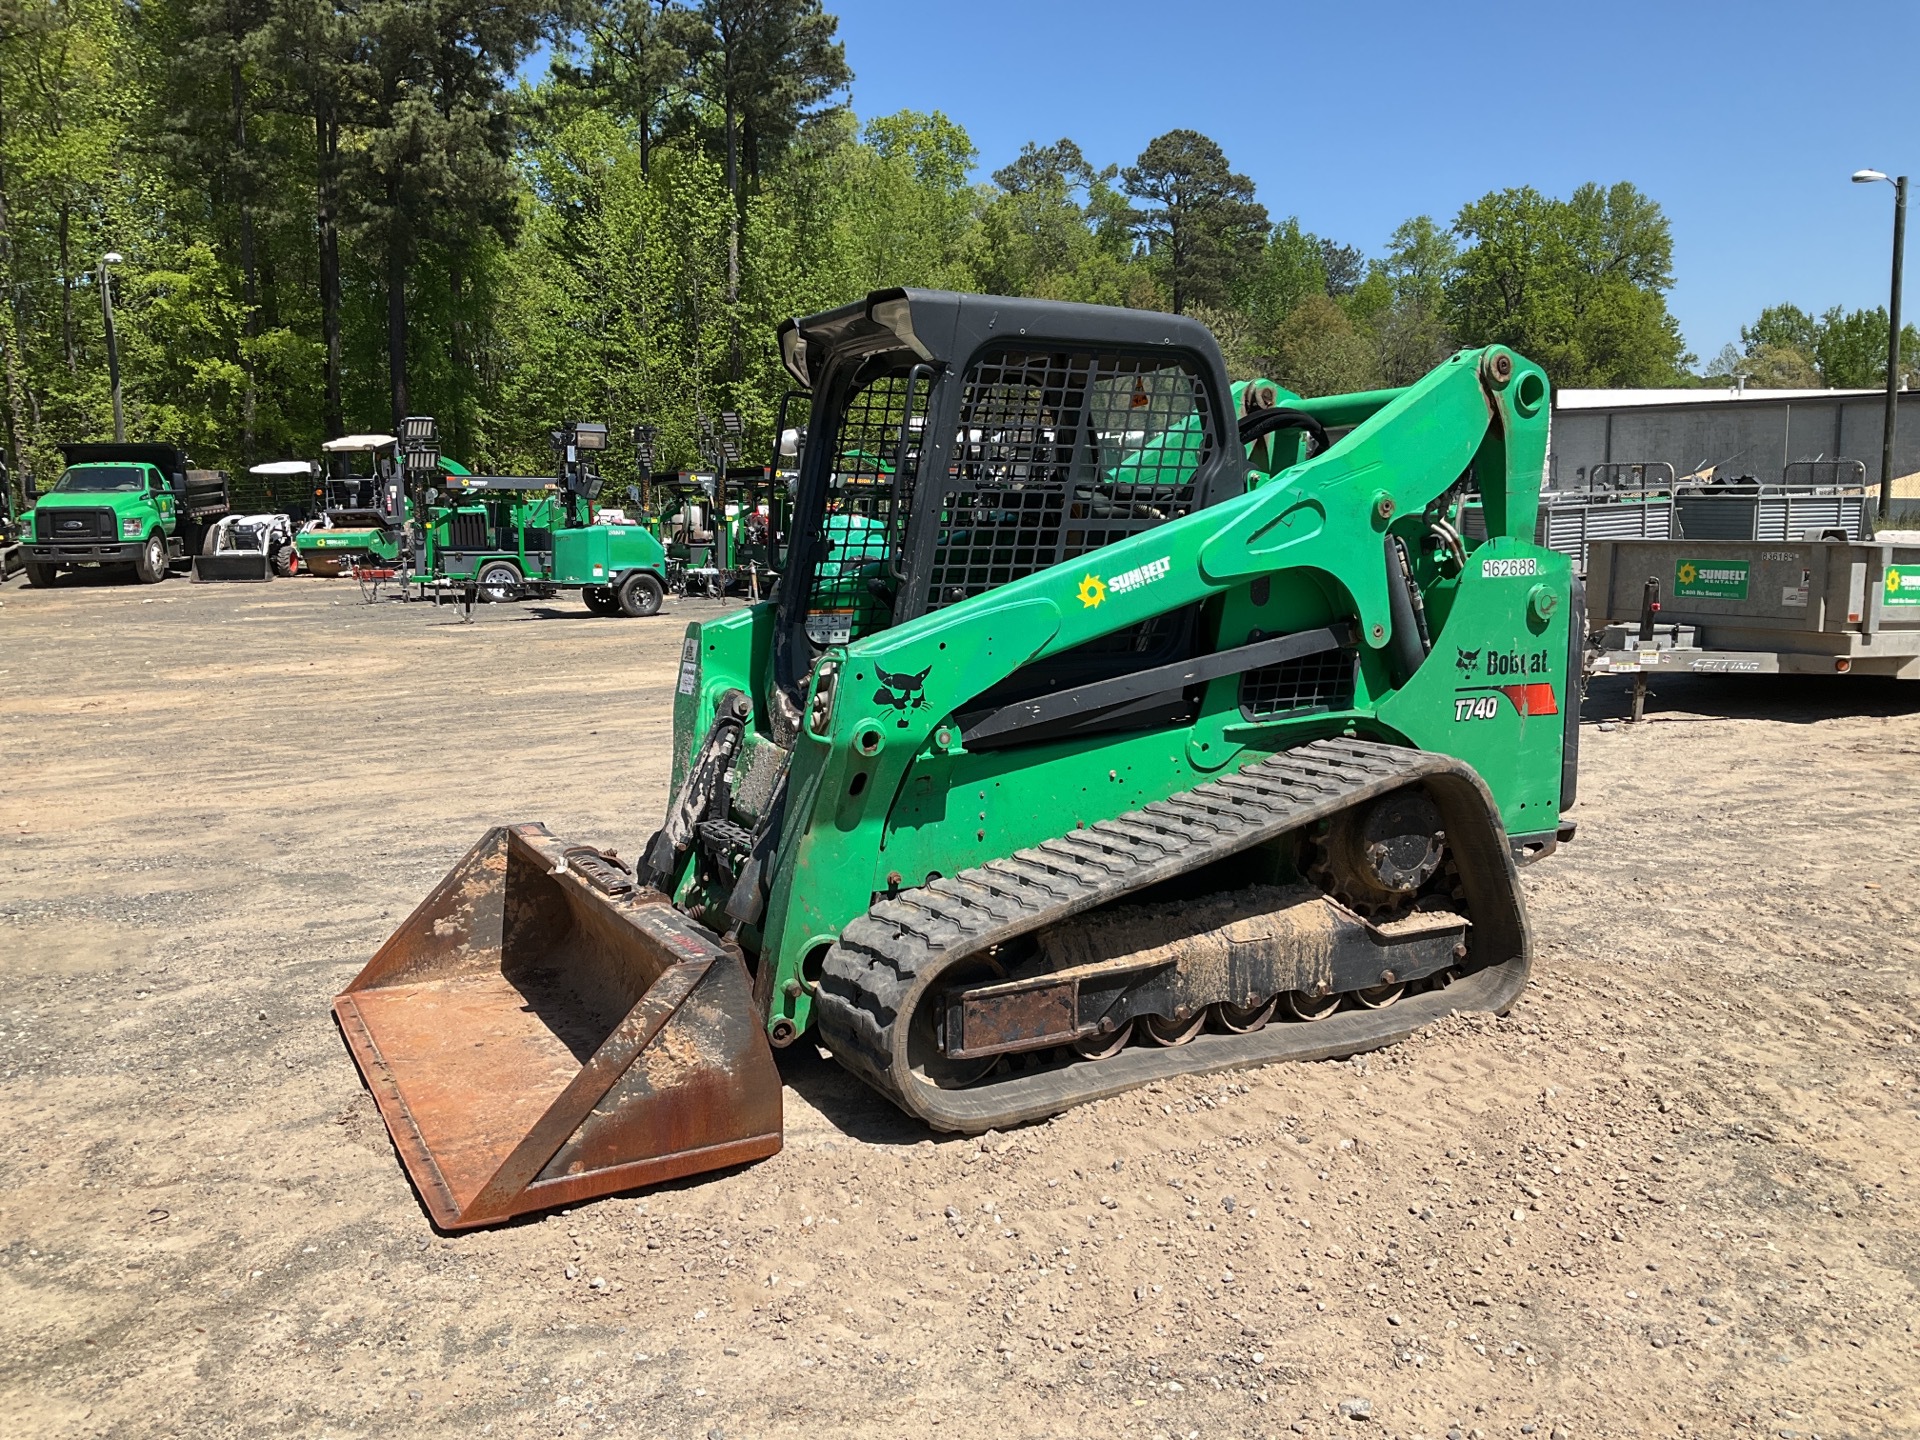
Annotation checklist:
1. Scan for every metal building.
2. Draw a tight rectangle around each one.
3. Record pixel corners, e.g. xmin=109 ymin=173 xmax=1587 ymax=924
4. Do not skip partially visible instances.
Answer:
xmin=1550 ymin=387 xmax=1920 ymax=520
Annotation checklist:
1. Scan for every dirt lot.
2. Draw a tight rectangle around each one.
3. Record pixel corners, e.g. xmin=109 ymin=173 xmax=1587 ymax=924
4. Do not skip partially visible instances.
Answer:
xmin=1 ymin=573 xmax=1916 ymax=1440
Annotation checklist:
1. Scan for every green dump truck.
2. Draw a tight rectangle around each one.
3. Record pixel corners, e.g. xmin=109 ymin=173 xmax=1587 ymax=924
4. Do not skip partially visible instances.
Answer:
xmin=21 ymin=442 xmax=230 ymax=586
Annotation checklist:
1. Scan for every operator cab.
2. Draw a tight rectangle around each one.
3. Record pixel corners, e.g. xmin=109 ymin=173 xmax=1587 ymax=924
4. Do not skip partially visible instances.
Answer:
xmin=770 ymin=289 xmax=1251 ymax=723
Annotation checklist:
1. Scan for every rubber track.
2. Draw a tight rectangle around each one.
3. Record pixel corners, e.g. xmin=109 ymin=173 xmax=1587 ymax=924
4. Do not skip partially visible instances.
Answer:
xmin=814 ymin=737 xmax=1533 ymax=1133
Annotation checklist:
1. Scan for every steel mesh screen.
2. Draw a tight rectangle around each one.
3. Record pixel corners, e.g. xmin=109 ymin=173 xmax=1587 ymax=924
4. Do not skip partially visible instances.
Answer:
xmin=1238 ymin=646 xmax=1356 ymax=720
xmin=807 ymin=370 xmax=927 ymax=645
xmin=926 ymin=349 xmax=1211 ymax=610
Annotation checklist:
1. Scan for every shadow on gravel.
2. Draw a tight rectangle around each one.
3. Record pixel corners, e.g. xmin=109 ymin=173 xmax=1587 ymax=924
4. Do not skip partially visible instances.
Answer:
xmin=1582 ymin=671 xmax=1920 ymax=725
xmin=775 ymin=1043 xmax=952 ymax=1148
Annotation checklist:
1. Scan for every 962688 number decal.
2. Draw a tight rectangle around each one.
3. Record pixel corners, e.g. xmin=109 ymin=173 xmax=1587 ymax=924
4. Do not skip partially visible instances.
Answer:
xmin=1480 ymin=556 xmax=1540 ymax=579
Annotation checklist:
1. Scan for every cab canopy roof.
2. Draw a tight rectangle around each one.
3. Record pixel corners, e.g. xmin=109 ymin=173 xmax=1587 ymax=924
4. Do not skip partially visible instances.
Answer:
xmin=250 ymin=459 xmax=316 ymax=476
xmin=322 ymin=434 xmax=397 ymax=453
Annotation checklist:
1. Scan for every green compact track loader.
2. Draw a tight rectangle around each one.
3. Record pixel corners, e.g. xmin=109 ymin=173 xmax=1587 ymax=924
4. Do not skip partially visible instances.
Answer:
xmin=336 ymin=290 xmax=1579 ymax=1229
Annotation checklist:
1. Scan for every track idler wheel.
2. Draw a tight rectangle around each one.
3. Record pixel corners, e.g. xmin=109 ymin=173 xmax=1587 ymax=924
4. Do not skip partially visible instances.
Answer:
xmin=1282 ymin=989 xmax=1343 ymax=1021
xmin=1142 ymin=1010 xmax=1206 ymax=1046
xmin=1072 ymin=1018 xmax=1133 ymax=1060
xmin=1214 ymin=997 xmax=1278 ymax=1033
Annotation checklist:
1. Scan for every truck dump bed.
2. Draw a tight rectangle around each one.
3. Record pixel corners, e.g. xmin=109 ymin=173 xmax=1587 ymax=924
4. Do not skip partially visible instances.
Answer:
xmin=1587 ymin=537 xmax=1920 ymax=678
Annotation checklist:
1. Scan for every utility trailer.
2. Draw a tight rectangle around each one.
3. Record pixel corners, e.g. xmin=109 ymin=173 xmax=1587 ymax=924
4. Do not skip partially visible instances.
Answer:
xmin=1672 ymin=466 xmax=1872 ymax=544
xmin=1463 ymin=480 xmax=1677 ymax=572
xmin=1587 ymin=537 xmax=1920 ymax=714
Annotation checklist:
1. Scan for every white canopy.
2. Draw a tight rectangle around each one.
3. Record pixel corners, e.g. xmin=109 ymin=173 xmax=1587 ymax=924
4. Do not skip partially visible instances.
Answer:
xmin=321 ymin=434 xmax=397 ymax=453
xmin=250 ymin=459 xmax=316 ymax=476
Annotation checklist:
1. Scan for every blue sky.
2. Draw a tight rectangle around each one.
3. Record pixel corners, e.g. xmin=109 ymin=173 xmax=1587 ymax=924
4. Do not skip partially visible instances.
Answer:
xmin=533 ymin=1 xmax=1917 ymax=366
xmin=828 ymin=0 xmax=1917 ymax=365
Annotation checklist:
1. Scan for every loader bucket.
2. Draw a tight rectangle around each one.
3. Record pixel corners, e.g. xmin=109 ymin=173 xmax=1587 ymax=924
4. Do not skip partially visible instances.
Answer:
xmin=192 ymin=551 xmax=272 ymax=582
xmin=333 ymin=823 xmax=782 ymax=1229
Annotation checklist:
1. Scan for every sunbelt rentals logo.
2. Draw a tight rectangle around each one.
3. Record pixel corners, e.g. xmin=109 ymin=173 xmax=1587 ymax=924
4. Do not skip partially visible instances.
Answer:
xmin=1078 ymin=555 xmax=1170 ymax=608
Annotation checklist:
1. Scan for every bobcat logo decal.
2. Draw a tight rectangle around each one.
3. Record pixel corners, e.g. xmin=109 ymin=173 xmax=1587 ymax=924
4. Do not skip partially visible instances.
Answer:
xmin=873 ymin=664 xmax=932 ymax=727
xmin=1455 ymin=647 xmax=1482 ymax=676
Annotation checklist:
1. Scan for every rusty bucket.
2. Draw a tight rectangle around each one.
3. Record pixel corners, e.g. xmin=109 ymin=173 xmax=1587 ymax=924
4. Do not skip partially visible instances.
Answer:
xmin=333 ymin=823 xmax=782 ymax=1229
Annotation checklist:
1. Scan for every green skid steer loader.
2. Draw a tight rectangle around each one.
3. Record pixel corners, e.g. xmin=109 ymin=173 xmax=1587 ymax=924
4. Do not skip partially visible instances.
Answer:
xmin=336 ymin=290 xmax=1579 ymax=1229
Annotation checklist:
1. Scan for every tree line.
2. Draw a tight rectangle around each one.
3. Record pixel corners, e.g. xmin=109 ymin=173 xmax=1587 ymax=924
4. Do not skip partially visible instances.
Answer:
xmin=1 ymin=0 xmax=1700 ymax=494
xmin=1708 ymin=303 xmax=1920 ymax=391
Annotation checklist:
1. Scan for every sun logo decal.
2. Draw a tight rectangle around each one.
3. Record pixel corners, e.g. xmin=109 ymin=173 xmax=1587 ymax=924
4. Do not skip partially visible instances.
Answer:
xmin=1890 ymin=570 xmax=1903 ymax=594
xmin=1677 ymin=562 xmax=1698 ymax=585
xmin=1077 ymin=573 xmax=1107 ymax=608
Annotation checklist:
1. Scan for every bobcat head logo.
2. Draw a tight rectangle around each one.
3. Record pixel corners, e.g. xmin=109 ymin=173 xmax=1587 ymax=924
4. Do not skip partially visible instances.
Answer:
xmin=1455 ymin=647 xmax=1481 ymax=675
xmin=873 ymin=664 xmax=932 ymax=727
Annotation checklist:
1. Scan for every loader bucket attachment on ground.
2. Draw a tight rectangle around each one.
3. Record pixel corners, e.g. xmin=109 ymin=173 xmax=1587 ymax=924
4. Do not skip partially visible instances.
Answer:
xmin=333 ymin=823 xmax=782 ymax=1229
xmin=192 ymin=551 xmax=272 ymax=581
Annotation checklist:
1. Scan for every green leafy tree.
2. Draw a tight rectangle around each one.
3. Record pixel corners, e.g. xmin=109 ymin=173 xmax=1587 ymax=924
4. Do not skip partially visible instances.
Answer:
xmin=1273 ymin=293 xmax=1378 ymax=396
xmin=686 ymin=0 xmax=849 ymax=362
xmin=1317 ymin=239 xmax=1363 ymax=297
xmin=1449 ymin=182 xmax=1687 ymax=386
xmin=546 ymin=1 xmax=704 ymax=175
xmin=1741 ymin=302 xmax=1819 ymax=357
xmin=1815 ymin=305 xmax=1897 ymax=388
xmin=343 ymin=0 xmax=548 ymax=429
xmin=971 ymin=137 xmax=1138 ymax=304
xmin=1122 ymin=129 xmax=1267 ymax=315
xmin=1367 ymin=215 xmax=1458 ymax=384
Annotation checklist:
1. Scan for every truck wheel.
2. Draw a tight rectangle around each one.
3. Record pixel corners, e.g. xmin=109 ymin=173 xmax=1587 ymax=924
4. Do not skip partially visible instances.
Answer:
xmin=24 ymin=561 xmax=58 ymax=588
xmin=270 ymin=542 xmax=297 ymax=577
xmin=476 ymin=560 xmax=523 ymax=603
xmin=616 ymin=572 xmax=664 ymax=618
xmin=135 ymin=533 xmax=169 ymax=584
xmin=582 ymin=585 xmax=620 ymax=616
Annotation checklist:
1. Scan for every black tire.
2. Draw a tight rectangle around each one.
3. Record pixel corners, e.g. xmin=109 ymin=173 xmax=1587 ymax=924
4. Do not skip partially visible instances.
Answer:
xmin=582 ymin=585 xmax=620 ymax=616
xmin=270 ymin=542 xmax=297 ymax=577
xmin=24 ymin=561 xmax=58 ymax=588
xmin=135 ymin=533 xmax=168 ymax=584
xmin=616 ymin=571 xmax=664 ymax=618
xmin=476 ymin=560 xmax=523 ymax=604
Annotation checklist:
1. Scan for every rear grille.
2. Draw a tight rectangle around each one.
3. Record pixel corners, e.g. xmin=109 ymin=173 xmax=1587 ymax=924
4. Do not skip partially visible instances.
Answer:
xmin=1239 ymin=646 xmax=1356 ymax=720
xmin=38 ymin=507 xmax=116 ymax=541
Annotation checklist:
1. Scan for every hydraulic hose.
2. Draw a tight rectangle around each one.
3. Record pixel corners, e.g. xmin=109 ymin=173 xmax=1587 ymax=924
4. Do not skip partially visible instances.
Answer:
xmin=1384 ymin=534 xmax=1430 ymax=685
xmin=1238 ymin=405 xmax=1332 ymax=456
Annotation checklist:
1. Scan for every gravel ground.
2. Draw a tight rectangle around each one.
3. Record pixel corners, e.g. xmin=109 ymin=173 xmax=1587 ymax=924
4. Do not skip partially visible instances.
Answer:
xmin=1 ymin=573 xmax=1916 ymax=1440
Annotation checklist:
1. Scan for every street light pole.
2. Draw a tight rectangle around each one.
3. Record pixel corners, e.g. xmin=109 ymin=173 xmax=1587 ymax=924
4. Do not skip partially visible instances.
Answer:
xmin=98 ymin=252 xmax=124 ymax=443
xmin=1853 ymin=171 xmax=1907 ymax=520
xmin=1881 ymin=177 xmax=1907 ymax=520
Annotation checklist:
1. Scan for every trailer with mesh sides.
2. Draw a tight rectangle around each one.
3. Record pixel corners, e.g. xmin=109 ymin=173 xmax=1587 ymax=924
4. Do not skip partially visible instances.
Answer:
xmin=1672 ymin=463 xmax=1872 ymax=544
xmin=1461 ymin=464 xmax=1677 ymax=572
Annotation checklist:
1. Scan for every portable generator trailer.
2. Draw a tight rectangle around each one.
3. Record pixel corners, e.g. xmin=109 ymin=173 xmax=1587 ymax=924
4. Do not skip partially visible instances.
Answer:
xmin=334 ymin=288 xmax=1578 ymax=1230
xmin=418 ymin=422 xmax=670 ymax=617
xmin=1588 ymin=536 xmax=1920 ymax=716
